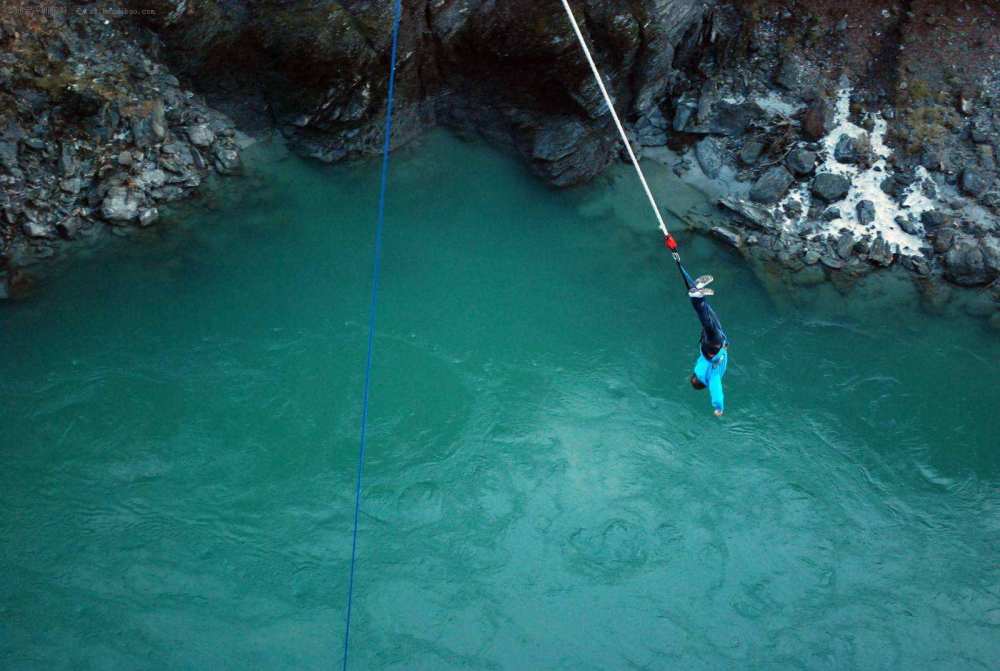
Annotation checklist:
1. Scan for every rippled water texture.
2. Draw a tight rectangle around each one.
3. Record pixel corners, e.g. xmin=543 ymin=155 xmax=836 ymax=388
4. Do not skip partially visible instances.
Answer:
xmin=2 ymin=132 xmax=998 ymax=670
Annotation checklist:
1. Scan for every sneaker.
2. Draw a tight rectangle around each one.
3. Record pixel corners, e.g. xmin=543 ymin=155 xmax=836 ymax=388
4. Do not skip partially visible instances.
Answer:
xmin=688 ymin=287 xmax=715 ymax=298
xmin=694 ymin=275 xmax=714 ymax=289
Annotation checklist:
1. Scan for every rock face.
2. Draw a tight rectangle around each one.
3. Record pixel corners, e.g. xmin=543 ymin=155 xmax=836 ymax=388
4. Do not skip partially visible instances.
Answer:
xmin=148 ymin=0 xmax=714 ymax=187
xmin=4 ymin=0 xmax=1000 ymax=319
xmin=0 ymin=0 xmax=245 ymax=297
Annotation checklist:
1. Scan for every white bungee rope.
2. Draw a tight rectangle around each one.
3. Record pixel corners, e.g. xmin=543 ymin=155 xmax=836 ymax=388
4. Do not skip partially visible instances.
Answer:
xmin=558 ymin=0 xmax=671 ymax=237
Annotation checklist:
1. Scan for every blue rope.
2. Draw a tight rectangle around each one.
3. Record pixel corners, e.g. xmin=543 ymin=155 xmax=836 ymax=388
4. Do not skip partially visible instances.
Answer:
xmin=342 ymin=1 xmax=403 ymax=669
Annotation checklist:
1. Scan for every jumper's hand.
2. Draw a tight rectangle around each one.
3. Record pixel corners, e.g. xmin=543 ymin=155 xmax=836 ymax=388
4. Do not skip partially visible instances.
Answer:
xmin=714 ymin=410 xmax=724 ymax=417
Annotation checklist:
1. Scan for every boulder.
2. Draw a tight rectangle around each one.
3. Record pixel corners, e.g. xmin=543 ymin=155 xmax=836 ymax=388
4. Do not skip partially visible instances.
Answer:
xmin=856 ymin=200 xmax=876 ymax=226
xmin=710 ymin=226 xmax=741 ymax=248
xmin=802 ymin=98 xmax=833 ymax=140
xmin=811 ymin=173 xmax=851 ymax=202
xmin=942 ymin=235 xmax=1000 ymax=286
xmin=868 ymin=235 xmax=894 ymax=267
xmin=897 ymin=215 xmax=922 ymax=236
xmin=739 ymin=139 xmax=765 ymax=165
xmin=672 ymin=98 xmax=698 ymax=132
xmin=786 ymin=148 xmax=817 ymax=176
xmin=138 ymin=207 xmax=159 ymax=227
xmin=834 ymin=134 xmax=860 ymax=164
xmin=718 ymin=196 xmax=777 ymax=230
xmin=960 ymin=169 xmax=989 ymax=197
xmin=921 ymin=210 xmax=951 ymax=230
xmin=695 ymin=137 xmax=724 ymax=179
xmin=774 ymin=54 xmax=806 ymax=91
xmin=835 ymin=231 xmax=856 ymax=259
xmin=100 ymin=186 xmax=141 ymax=222
xmin=213 ymin=145 xmax=242 ymax=176
xmin=186 ymin=123 xmax=215 ymax=148
xmin=749 ymin=166 xmax=794 ymax=204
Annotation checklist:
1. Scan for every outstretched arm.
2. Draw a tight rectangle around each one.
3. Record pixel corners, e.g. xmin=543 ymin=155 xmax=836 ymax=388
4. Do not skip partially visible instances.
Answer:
xmin=708 ymin=374 xmax=725 ymax=416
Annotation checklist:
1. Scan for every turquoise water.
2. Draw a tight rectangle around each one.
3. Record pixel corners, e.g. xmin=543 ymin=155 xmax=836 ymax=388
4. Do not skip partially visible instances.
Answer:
xmin=1 ymin=132 xmax=998 ymax=670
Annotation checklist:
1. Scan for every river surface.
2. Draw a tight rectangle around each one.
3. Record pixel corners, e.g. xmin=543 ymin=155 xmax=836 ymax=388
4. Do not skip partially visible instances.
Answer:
xmin=2 ymin=132 xmax=998 ymax=670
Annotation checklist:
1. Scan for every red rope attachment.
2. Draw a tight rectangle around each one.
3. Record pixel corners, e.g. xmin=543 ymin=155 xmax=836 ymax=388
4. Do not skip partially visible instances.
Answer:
xmin=664 ymin=234 xmax=678 ymax=252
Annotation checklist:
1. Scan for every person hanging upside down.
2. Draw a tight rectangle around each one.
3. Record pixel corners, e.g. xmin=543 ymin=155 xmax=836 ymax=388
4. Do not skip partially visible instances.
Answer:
xmin=686 ymin=274 xmax=728 ymax=417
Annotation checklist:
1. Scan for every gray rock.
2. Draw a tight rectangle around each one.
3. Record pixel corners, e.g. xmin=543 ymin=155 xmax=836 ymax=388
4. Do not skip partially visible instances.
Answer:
xmin=138 ymin=207 xmax=159 ymax=227
xmin=822 ymin=207 xmax=841 ymax=222
xmin=820 ymin=253 xmax=846 ymax=269
xmin=856 ymin=200 xmax=876 ymax=226
xmin=774 ymin=55 xmax=805 ymax=91
xmin=933 ymin=227 xmax=958 ymax=254
xmin=739 ymin=139 xmax=765 ymax=165
xmin=868 ymin=235 xmax=894 ymax=267
xmin=137 ymin=167 xmax=167 ymax=189
xmin=942 ymin=235 xmax=1000 ymax=286
xmin=672 ymin=98 xmax=698 ymax=132
xmin=118 ymin=151 xmax=133 ymax=166
xmin=100 ymin=186 xmax=141 ymax=222
xmin=24 ymin=137 xmax=45 ymax=151
xmin=921 ymin=210 xmax=951 ymax=230
xmin=23 ymin=219 xmax=56 ymax=239
xmin=60 ymin=177 xmax=82 ymax=194
xmin=213 ymin=146 xmax=242 ymax=175
xmin=960 ymin=169 xmax=989 ymax=197
xmin=186 ymin=123 xmax=215 ymax=148
xmin=836 ymin=231 xmax=856 ymax=259
xmin=59 ymin=143 xmax=77 ymax=176
xmin=695 ymin=137 xmax=724 ymax=179
xmin=786 ymin=148 xmax=817 ymax=176
xmin=834 ymin=134 xmax=860 ymax=164
xmin=811 ymin=173 xmax=851 ymax=202
xmin=0 ymin=140 xmax=18 ymax=171
xmin=151 ymin=185 xmax=186 ymax=202
xmin=718 ymin=196 xmax=776 ymax=230
xmin=901 ymin=254 xmax=932 ymax=276
xmin=802 ymin=98 xmax=834 ymax=141
xmin=56 ymin=216 xmax=84 ymax=239
xmin=710 ymin=226 xmax=741 ymax=248
xmin=897 ymin=215 xmax=922 ymax=236
xmin=750 ymin=166 xmax=794 ymax=204
xmin=635 ymin=108 xmax=668 ymax=146
xmin=880 ymin=176 xmax=899 ymax=197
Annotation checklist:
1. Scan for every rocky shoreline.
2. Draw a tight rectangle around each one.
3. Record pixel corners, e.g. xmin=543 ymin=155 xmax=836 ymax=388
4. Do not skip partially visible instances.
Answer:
xmin=2 ymin=1 xmax=998 ymax=328
xmin=0 ymin=0 xmax=248 ymax=298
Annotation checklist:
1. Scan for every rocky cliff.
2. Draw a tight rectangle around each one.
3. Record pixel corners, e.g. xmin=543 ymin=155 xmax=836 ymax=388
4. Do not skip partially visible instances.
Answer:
xmin=2 ymin=0 xmax=999 ymax=325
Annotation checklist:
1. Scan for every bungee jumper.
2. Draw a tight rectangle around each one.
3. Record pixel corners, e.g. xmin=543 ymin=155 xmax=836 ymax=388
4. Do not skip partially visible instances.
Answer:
xmin=560 ymin=0 xmax=732 ymax=416
xmin=665 ymin=235 xmax=729 ymax=417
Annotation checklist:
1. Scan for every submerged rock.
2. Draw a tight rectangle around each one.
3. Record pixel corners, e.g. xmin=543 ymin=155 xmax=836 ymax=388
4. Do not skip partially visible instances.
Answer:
xmin=213 ymin=146 xmax=242 ymax=176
